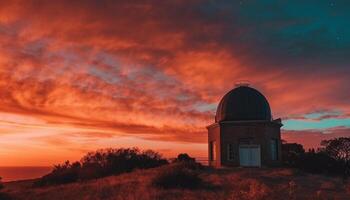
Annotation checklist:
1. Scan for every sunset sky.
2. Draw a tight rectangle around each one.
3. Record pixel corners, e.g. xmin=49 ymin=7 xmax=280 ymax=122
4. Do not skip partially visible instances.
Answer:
xmin=0 ymin=0 xmax=349 ymax=166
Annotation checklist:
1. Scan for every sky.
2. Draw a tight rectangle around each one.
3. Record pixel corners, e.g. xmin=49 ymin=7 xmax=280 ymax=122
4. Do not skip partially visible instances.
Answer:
xmin=0 ymin=0 xmax=349 ymax=166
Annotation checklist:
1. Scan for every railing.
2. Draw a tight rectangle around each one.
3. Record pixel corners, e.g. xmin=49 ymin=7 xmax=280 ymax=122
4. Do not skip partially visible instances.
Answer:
xmin=168 ymin=157 xmax=209 ymax=165
xmin=195 ymin=157 xmax=209 ymax=165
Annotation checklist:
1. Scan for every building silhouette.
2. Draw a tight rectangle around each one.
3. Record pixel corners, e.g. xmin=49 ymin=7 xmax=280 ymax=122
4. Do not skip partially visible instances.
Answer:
xmin=207 ymin=85 xmax=282 ymax=167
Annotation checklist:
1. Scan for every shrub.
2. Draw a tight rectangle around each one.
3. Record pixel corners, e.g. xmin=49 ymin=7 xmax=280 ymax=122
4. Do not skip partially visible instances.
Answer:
xmin=173 ymin=153 xmax=196 ymax=163
xmin=282 ymin=143 xmax=305 ymax=167
xmin=152 ymin=163 xmax=204 ymax=189
xmin=297 ymin=151 xmax=343 ymax=175
xmin=0 ymin=193 xmax=12 ymax=200
xmin=175 ymin=159 xmax=204 ymax=170
xmin=282 ymin=140 xmax=347 ymax=176
xmin=34 ymin=161 xmax=81 ymax=186
xmin=0 ymin=177 xmax=12 ymax=200
xmin=0 ymin=177 xmax=3 ymax=190
xmin=321 ymin=137 xmax=350 ymax=181
xmin=172 ymin=153 xmax=204 ymax=170
xmin=34 ymin=148 xmax=168 ymax=186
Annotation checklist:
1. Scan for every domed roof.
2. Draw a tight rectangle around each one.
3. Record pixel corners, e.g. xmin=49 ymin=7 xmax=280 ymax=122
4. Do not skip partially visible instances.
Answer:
xmin=215 ymin=86 xmax=272 ymax=122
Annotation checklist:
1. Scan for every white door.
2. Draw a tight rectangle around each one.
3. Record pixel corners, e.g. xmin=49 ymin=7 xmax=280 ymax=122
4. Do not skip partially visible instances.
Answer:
xmin=239 ymin=147 xmax=250 ymax=166
xmin=239 ymin=145 xmax=261 ymax=167
xmin=250 ymin=147 xmax=261 ymax=166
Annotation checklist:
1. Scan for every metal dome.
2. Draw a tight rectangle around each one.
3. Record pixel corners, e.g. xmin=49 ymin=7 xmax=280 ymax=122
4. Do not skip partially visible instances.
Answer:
xmin=215 ymin=86 xmax=272 ymax=122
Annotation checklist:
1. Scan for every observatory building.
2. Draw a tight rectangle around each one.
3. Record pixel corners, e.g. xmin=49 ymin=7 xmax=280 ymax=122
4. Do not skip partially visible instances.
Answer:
xmin=207 ymin=85 xmax=282 ymax=168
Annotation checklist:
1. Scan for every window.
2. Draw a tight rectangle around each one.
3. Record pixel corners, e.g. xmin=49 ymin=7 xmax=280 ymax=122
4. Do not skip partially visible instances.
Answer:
xmin=227 ymin=144 xmax=234 ymax=161
xmin=209 ymin=141 xmax=216 ymax=161
xmin=270 ymin=139 xmax=278 ymax=161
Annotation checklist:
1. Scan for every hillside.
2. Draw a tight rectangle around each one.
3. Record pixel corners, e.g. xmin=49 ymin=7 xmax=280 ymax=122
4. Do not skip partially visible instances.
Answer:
xmin=2 ymin=166 xmax=350 ymax=200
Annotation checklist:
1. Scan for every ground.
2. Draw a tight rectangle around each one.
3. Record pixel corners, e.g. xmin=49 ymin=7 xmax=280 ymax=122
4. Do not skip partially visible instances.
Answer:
xmin=2 ymin=166 xmax=350 ymax=200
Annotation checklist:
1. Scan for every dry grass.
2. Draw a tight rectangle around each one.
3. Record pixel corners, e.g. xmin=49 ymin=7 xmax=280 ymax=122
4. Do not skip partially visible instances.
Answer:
xmin=3 ymin=166 xmax=350 ymax=200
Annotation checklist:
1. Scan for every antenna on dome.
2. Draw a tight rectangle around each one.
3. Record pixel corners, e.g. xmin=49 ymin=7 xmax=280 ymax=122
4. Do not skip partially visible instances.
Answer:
xmin=235 ymin=80 xmax=251 ymax=87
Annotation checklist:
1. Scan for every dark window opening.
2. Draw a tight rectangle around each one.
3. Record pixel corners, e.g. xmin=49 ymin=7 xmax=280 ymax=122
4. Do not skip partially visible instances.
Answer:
xmin=227 ymin=144 xmax=234 ymax=161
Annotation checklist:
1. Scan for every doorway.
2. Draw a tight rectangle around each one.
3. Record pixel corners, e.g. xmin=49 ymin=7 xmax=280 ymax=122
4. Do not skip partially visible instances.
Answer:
xmin=239 ymin=145 xmax=261 ymax=167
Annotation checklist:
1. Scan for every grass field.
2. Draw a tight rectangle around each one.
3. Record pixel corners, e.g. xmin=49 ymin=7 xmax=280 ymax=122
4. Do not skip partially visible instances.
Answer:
xmin=2 ymin=166 xmax=350 ymax=200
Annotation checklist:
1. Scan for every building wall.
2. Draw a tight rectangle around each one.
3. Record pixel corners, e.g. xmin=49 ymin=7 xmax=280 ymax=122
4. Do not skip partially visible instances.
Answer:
xmin=208 ymin=120 xmax=282 ymax=168
xmin=207 ymin=123 xmax=221 ymax=167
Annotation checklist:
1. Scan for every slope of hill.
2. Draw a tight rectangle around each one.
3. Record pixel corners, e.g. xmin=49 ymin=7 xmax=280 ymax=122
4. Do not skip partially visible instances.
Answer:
xmin=2 ymin=166 xmax=350 ymax=200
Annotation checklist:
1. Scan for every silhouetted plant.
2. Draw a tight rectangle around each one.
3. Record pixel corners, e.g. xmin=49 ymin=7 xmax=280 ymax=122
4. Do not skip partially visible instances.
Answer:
xmin=298 ymin=151 xmax=341 ymax=174
xmin=80 ymin=148 xmax=168 ymax=177
xmin=172 ymin=153 xmax=204 ymax=171
xmin=321 ymin=137 xmax=350 ymax=162
xmin=34 ymin=161 xmax=81 ymax=186
xmin=173 ymin=153 xmax=196 ymax=163
xmin=34 ymin=148 xmax=168 ymax=186
xmin=0 ymin=177 xmax=3 ymax=190
xmin=282 ymin=138 xmax=348 ymax=177
xmin=0 ymin=192 xmax=12 ymax=200
xmin=152 ymin=163 xmax=203 ymax=189
xmin=282 ymin=142 xmax=305 ymax=167
xmin=321 ymin=137 xmax=350 ymax=181
xmin=0 ymin=177 xmax=13 ymax=200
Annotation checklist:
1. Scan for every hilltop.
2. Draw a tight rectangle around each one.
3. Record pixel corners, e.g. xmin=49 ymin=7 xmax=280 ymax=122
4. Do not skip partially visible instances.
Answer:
xmin=2 ymin=166 xmax=350 ymax=200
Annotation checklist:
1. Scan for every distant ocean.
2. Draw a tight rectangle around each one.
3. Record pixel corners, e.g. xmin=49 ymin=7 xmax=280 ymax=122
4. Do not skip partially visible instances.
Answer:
xmin=0 ymin=167 xmax=52 ymax=182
